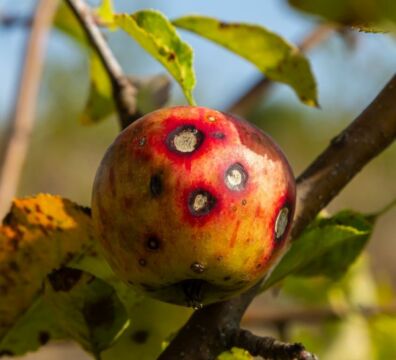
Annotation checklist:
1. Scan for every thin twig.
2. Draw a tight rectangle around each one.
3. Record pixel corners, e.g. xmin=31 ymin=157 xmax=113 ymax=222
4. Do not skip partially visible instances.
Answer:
xmin=227 ymin=23 xmax=335 ymax=116
xmin=158 ymin=75 xmax=396 ymax=360
xmin=0 ymin=0 xmax=59 ymax=221
xmin=65 ymin=0 xmax=137 ymax=129
xmin=230 ymin=329 xmax=318 ymax=360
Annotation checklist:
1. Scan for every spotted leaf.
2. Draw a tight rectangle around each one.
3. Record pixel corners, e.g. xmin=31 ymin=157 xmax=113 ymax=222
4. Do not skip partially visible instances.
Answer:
xmin=114 ymin=10 xmax=196 ymax=105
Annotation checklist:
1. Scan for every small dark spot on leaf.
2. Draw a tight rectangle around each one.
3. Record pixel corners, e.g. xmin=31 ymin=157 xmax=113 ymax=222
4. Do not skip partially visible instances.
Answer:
xmin=167 ymin=52 xmax=176 ymax=61
xmin=10 ymin=237 xmax=20 ymax=251
xmin=46 ymin=214 xmax=54 ymax=221
xmin=190 ymin=262 xmax=205 ymax=274
xmin=35 ymin=204 xmax=42 ymax=213
xmin=38 ymin=331 xmax=50 ymax=345
xmin=9 ymin=261 xmax=19 ymax=272
xmin=83 ymin=296 xmax=115 ymax=328
xmin=216 ymin=256 xmax=223 ymax=262
xmin=223 ymin=276 xmax=231 ymax=281
xmin=132 ymin=330 xmax=149 ymax=344
xmin=23 ymin=206 xmax=32 ymax=214
xmin=256 ymin=263 xmax=262 ymax=269
xmin=128 ymin=280 xmax=135 ymax=286
xmin=47 ymin=267 xmax=82 ymax=292
xmin=150 ymin=174 xmax=163 ymax=197
xmin=242 ymin=199 xmax=247 ymax=206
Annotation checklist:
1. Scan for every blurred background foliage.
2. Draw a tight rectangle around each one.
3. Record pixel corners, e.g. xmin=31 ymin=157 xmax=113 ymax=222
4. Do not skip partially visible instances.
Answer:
xmin=0 ymin=0 xmax=395 ymax=359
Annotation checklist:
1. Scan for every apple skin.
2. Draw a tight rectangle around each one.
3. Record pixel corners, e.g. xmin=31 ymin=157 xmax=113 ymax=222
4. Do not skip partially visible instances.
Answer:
xmin=92 ymin=106 xmax=296 ymax=307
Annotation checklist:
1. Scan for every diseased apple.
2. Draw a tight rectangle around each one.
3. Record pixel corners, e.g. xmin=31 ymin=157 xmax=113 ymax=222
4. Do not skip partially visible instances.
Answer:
xmin=92 ymin=106 xmax=296 ymax=308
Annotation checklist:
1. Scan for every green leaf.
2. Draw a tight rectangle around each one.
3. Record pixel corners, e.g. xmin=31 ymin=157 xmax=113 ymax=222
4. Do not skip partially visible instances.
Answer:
xmin=261 ymin=210 xmax=373 ymax=291
xmin=54 ymin=2 xmax=87 ymax=47
xmin=96 ymin=0 xmax=115 ymax=28
xmin=0 ymin=194 xmax=94 ymax=341
xmin=80 ymin=54 xmax=116 ymax=125
xmin=288 ymin=0 xmax=396 ymax=32
xmin=173 ymin=15 xmax=317 ymax=107
xmin=114 ymin=10 xmax=196 ymax=105
xmin=54 ymin=2 xmax=117 ymax=125
xmin=103 ymin=298 xmax=191 ymax=360
xmin=44 ymin=268 xmax=129 ymax=357
xmin=0 ymin=299 xmax=65 ymax=357
xmin=217 ymin=347 xmax=253 ymax=360
xmin=71 ymin=243 xmax=143 ymax=312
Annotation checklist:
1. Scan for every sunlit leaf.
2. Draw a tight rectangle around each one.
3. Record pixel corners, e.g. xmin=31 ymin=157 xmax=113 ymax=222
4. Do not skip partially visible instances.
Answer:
xmin=103 ymin=298 xmax=191 ymax=360
xmin=54 ymin=2 xmax=117 ymax=125
xmin=115 ymin=10 xmax=196 ymax=105
xmin=80 ymin=54 xmax=116 ymax=125
xmin=173 ymin=15 xmax=317 ymax=106
xmin=96 ymin=0 xmax=115 ymax=28
xmin=0 ymin=299 xmax=65 ymax=357
xmin=71 ymin=243 xmax=143 ymax=311
xmin=288 ymin=0 xmax=396 ymax=32
xmin=44 ymin=268 xmax=129 ymax=357
xmin=54 ymin=2 xmax=87 ymax=46
xmin=218 ymin=347 xmax=253 ymax=359
xmin=0 ymin=194 xmax=94 ymax=340
xmin=261 ymin=210 xmax=373 ymax=291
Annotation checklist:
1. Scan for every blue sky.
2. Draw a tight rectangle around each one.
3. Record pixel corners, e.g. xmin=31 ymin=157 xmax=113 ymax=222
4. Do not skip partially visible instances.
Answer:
xmin=0 ymin=0 xmax=395 ymax=122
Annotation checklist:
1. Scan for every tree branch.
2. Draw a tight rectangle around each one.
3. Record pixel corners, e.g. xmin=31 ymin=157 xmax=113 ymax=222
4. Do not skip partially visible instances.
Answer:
xmin=65 ymin=0 xmax=137 ymax=129
xmin=158 ymin=75 xmax=396 ymax=360
xmin=229 ymin=329 xmax=317 ymax=360
xmin=227 ymin=23 xmax=335 ymax=116
xmin=0 ymin=0 xmax=58 ymax=221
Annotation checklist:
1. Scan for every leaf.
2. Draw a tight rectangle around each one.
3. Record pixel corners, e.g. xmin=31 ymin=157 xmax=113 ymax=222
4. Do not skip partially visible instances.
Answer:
xmin=218 ymin=347 xmax=253 ymax=360
xmin=288 ymin=0 xmax=396 ymax=32
xmin=261 ymin=210 xmax=373 ymax=291
xmin=54 ymin=2 xmax=87 ymax=47
xmin=114 ymin=10 xmax=196 ymax=105
xmin=173 ymin=15 xmax=317 ymax=107
xmin=132 ymin=74 xmax=171 ymax=115
xmin=80 ymin=54 xmax=116 ymax=125
xmin=54 ymin=2 xmax=117 ymax=125
xmin=0 ymin=194 xmax=94 ymax=340
xmin=102 ymin=297 xmax=191 ymax=360
xmin=71 ymin=242 xmax=143 ymax=312
xmin=96 ymin=0 xmax=116 ymax=28
xmin=0 ymin=299 xmax=65 ymax=357
xmin=44 ymin=268 xmax=129 ymax=357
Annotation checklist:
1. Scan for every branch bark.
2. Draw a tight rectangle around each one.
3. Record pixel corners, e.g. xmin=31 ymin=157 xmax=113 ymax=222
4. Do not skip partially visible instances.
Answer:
xmin=158 ymin=75 xmax=396 ymax=360
xmin=230 ymin=329 xmax=317 ymax=360
xmin=227 ymin=23 xmax=335 ymax=116
xmin=0 ymin=0 xmax=58 ymax=221
xmin=65 ymin=0 xmax=137 ymax=129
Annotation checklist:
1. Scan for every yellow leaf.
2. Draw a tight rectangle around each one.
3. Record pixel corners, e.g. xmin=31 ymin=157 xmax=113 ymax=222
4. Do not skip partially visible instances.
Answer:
xmin=0 ymin=194 xmax=95 ymax=338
